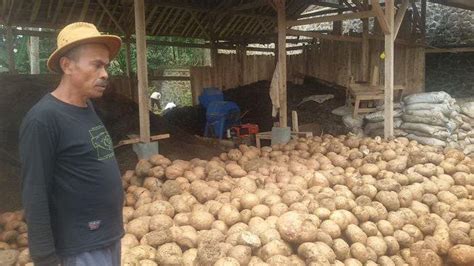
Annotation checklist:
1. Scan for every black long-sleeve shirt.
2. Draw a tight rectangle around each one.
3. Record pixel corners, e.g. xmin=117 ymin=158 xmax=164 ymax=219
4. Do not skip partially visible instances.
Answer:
xmin=19 ymin=94 xmax=124 ymax=265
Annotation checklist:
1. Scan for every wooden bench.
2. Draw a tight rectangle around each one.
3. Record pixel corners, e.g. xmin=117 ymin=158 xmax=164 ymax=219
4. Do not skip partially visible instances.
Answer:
xmin=255 ymin=131 xmax=313 ymax=148
xmin=346 ymin=83 xmax=405 ymax=117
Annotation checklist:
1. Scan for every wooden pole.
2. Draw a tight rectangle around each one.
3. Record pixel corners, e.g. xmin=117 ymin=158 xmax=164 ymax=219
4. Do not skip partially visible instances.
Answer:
xmin=6 ymin=26 xmax=16 ymax=74
xmin=361 ymin=0 xmax=369 ymax=81
xmin=421 ymin=0 xmax=426 ymax=42
xmin=384 ymin=0 xmax=394 ymax=138
xmin=275 ymin=0 xmax=287 ymax=127
xmin=29 ymin=35 xmax=40 ymax=74
xmin=124 ymin=37 xmax=133 ymax=77
xmin=124 ymin=37 xmax=134 ymax=101
xmin=292 ymin=111 xmax=299 ymax=132
xmin=210 ymin=40 xmax=218 ymax=67
xmin=134 ymin=0 xmax=150 ymax=142
xmin=236 ymin=44 xmax=247 ymax=86
xmin=332 ymin=0 xmax=343 ymax=35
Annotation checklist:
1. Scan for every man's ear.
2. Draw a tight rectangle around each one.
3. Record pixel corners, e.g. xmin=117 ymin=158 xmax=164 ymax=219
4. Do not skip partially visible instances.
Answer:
xmin=59 ymin=56 xmax=73 ymax=75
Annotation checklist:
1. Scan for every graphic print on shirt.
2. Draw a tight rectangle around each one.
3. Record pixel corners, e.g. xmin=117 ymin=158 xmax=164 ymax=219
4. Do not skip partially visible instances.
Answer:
xmin=89 ymin=125 xmax=114 ymax=160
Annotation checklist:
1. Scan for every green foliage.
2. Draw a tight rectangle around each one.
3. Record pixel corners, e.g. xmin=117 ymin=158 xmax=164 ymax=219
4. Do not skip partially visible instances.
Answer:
xmin=1 ymin=30 xmax=201 ymax=108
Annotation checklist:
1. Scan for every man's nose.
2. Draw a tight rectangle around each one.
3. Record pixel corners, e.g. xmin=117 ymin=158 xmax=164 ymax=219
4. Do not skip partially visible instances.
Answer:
xmin=100 ymin=66 xmax=108 ymax=80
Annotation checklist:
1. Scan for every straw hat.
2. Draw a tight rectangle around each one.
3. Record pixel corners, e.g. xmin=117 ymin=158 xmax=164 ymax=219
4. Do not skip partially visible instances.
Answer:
xmin=47 ymin=22 xmax=122 ymax=73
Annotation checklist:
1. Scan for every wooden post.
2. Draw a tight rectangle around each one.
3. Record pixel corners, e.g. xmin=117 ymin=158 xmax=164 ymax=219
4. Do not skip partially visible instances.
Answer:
xmin=421 ymin=0 xmax=426 ymax=42
xmin=29 ymin=35 xmax=40 ymax=74
xmin=124 ymin=37 xmax=133 ymax=77
xmin=124 ymin=36 xmax=134 ymax=101
xmin=384 ymin=0 xmax=395 ymax=138
xmin=292 ymin=111 xmax=299 ymax=132
xmin=237 ymin=44 xmax=246 ymax=86
xmin=332 ymin=0 xmax=343 ymax=35
xmin=275 ymin=0 xmax=287 ymax=127
xmin=210 ymin=40 xmax=218 ymax=68
xmin=134 ymin=0 xmax=151 ymax=142
xmin=361 ymin=0 xmax=369 ymax=81
xmin=6 ymin=27 xmax=16 ymax=74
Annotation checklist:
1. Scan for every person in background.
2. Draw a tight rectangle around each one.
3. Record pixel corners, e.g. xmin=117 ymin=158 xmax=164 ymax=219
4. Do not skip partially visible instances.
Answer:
xmin=19 ymin=22 xmax=124 ymax=266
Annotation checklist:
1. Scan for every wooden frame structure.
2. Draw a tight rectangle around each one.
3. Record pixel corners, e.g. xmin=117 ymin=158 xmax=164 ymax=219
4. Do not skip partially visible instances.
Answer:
xmin=1 ymin=0 xmax=473 ymax=141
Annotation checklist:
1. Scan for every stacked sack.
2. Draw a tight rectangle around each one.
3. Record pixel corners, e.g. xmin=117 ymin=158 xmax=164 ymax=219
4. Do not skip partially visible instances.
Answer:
xmin=452 ymin=101 xmax=474 ymax=155
xmin=363 ymin=103 xmax=404 ymax=137
xmin=399 ymin=91 xmax=460 ymax=147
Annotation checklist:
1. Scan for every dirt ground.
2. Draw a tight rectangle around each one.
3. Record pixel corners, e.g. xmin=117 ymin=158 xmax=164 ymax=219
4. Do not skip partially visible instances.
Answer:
xmin=165 ymin=77 xmax=349 ymax=136
xmin=0 ymin=74 xmax=225 ymax=212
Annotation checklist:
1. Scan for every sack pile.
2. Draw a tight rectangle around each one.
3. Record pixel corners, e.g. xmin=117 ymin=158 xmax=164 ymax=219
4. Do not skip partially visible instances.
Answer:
xmin=452 ymin=101 xmax=474 ymax=155
xmin=363 ymin=103 xmax=404 ymax=138
xmin=398 ymin=91 xmax=460 ymax=147
xmin=347 ymin=91 xmax=474 ymax=155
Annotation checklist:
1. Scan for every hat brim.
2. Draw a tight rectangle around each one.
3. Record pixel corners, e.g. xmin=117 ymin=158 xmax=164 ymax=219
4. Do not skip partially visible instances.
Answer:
xmin=47 ymin=35 xmax=122 ymax=73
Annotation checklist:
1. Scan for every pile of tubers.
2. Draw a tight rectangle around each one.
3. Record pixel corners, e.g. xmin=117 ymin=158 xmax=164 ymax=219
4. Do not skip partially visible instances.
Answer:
xmin=121 ymin=135 xmax=474 ymax=266
xmin=2 ymin=134 xmax=474 ymax=265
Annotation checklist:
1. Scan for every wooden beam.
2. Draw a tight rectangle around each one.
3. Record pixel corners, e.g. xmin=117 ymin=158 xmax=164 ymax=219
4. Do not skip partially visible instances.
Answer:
xmin=13 ymin=0 xmax=24 ymax=21
xmin=342 ymin=0 xmax=358 ymax=12
xmin=97 ymin=0 xmax=110 ymax=27
xmin=287 ymin=10 xmax=375 ymax=27
xmin=425 ymin=47 xmax=474 ymax=53
xmin=52 ymin=0 xmax=63 ymax=24
xmin=145 ymin=5 xmax=159 ymax=26
xmin=384 ymin=0 xmax=394 ymax=138
xmin=46 ymin=0 xmax=54 ymax=19
xmin=332 ymin=0 xmax=344 ymax=35
xmin=152 ymin=1 xmax=274 ymax=20
xmin=156 ymin=8 xmax=176 ymax=35
xmin=106 ymin=0 xmax=120 ymax=30
xmin=298 ymin=7 xmax=352 ymax=18
xmin=232 ymin=0 xmax=268 ymax=11
xmin=287 ymin=29 xmax=362 ymax=43
xmin=394 ymin=0 xmax=408 ymax=39
xmin=5 ymin=0 xmax=14 ymax=24
xmin=316 ymin=1 xmax=346 ymax=9
xmin=372 ymin=0 xmax=390 ymax=34
xmin=97 ymin=0 xmax=126 ymax=34
xmin=134 ymin=0 xmax=151 ymax=142
xmin=421 ymin=0 xmax=426 ymax=41
xmin=66 ymin=0 xmax=78 ymax=23
xmin=79 ymin=0 xmax=90 ymax=21
xmin=361 ymin=0 xmax=370 ymax=81
xmin=275 ymin=0 xmax=287 ymax=127
xmin=29 ymin=0 xmax=41 ymax=23
xmin=352 ymin=0 xmax=365 ymax=10
xmin=124 ymin=37 xmax=132 ymax=77
xmin=151 ymin=7 xmax=169 ymax=35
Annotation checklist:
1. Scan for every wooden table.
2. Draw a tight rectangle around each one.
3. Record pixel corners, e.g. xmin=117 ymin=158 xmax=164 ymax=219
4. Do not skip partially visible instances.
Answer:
xmin=346 ymin=83 xmax=405 ymax=117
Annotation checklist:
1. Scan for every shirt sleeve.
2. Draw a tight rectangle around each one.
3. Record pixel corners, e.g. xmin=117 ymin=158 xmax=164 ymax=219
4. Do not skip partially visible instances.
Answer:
xmin=19 ymin=119 xmax=59 ymax=265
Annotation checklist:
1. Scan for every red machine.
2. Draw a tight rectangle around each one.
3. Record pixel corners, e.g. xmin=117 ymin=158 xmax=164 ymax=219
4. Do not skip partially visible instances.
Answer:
xmin=230 ymin=123 xmax=259 ymax=137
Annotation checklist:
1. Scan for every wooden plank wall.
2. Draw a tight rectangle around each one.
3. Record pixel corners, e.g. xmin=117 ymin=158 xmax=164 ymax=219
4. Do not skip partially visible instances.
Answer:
xmin=184 ymin=40 xmax=425 ymax=105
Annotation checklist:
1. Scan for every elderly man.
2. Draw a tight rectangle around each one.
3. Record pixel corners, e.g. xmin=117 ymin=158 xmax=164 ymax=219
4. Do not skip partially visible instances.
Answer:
xmin=19 ymin=22 xmax=124 ymax=266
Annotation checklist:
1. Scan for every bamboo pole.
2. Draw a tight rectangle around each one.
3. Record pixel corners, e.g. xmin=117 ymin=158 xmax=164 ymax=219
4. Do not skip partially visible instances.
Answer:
xmin=134 ymin=0 xmax=150 ymax=142
xmin=275 ymin=0 xmax=287 ymax=127
xmin=384 ymin=0 xmax=394 ymax=138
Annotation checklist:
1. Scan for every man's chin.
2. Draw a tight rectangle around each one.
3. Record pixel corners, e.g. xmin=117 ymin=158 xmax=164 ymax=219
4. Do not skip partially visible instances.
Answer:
xmin=90 ymin=91 xmax=105 ymax=98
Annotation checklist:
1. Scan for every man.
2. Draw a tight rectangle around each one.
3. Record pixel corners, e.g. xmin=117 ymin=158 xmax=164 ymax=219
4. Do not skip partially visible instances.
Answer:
xmin=19 ymin=22 xmax=124 ymax=266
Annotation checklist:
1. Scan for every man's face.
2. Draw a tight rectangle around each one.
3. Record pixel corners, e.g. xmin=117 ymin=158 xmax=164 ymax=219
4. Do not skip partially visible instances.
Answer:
xmin=61 ymin=43 xmax=111 ymax=99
